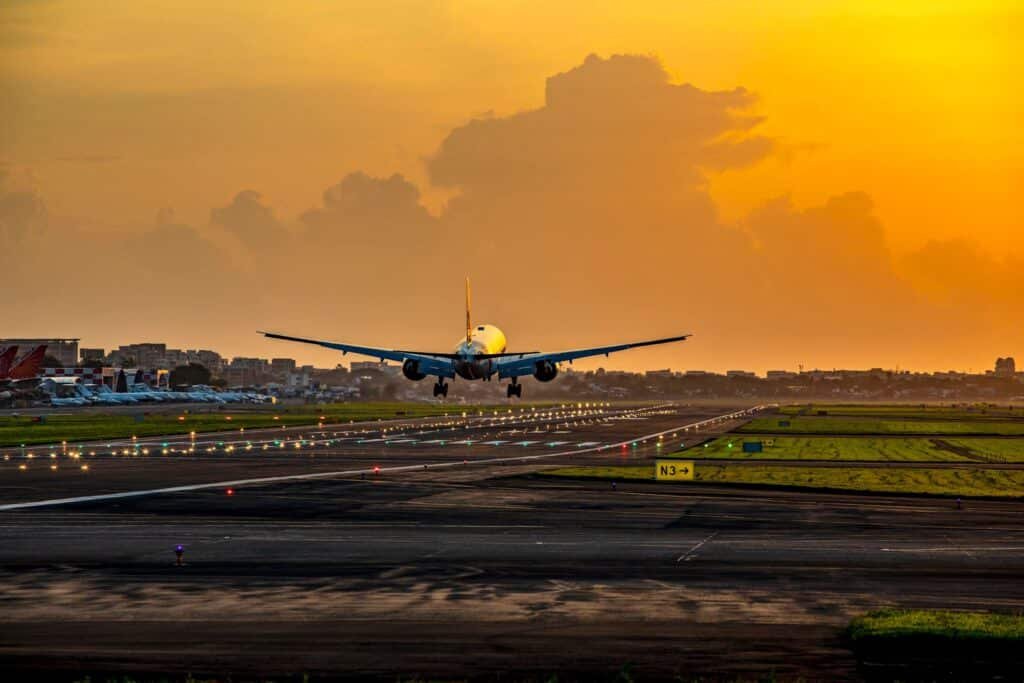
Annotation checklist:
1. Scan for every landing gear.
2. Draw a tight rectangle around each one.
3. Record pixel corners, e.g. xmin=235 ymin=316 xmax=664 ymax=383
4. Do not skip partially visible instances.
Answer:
xmin=433 ymin=380 xmax=449 ymax=398
xmin=507 ymin=379 xmax=522 ymax=398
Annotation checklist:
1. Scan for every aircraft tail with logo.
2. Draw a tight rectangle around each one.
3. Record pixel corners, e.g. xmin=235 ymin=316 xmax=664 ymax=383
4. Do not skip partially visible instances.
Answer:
xmin=0 ymin=345 xmax=18 ymax=379
xmin=8 ymin=345 xmax=47 ymax=380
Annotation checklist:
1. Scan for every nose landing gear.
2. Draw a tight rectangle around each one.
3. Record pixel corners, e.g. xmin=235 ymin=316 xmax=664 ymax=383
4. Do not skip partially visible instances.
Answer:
xmin=507 ymin=379 xmax=522 ymax=398
xmin=433 ymin=380 xmax=449 ymax=398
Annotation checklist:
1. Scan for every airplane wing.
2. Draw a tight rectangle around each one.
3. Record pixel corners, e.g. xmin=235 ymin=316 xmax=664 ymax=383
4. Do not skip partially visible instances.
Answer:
xmin=494 ymin=334 xmax=691 ymax=379
xmin=259 ymin=331 xmax=457 ymax=378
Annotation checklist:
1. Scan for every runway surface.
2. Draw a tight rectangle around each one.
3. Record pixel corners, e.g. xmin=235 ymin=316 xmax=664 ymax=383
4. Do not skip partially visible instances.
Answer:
xmin=2 ymin=402 xmax=1023 ymax=680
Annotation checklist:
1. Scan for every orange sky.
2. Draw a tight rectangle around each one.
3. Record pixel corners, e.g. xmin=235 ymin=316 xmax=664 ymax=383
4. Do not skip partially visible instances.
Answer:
xmin=2 ymin=1 xmax=1021 ymax=373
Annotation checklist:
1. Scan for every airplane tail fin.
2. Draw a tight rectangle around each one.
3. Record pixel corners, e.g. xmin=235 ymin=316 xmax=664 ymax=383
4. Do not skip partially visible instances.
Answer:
xmin=0 ymin=345 xmax=18 ymax=379
xmin=9 ymin=345 xmax=46 ymax=380
xmin=465 ymin=277 xmax=472 ymax=343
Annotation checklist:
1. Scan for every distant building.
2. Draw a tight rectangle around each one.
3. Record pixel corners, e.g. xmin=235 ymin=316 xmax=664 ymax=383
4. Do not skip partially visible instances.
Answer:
xmin=995 ymin=357 xmax=1016 ymax=377
xmin=188 ymin=349 xmax=225 ymax=373
xmin=645 ymin=369 xmax=673 ymax=378
xmin=271 ymin=358 xmax=297 ymax=375
xmin=286 ymin=371 xmax=312 ymax=389
xmin=79 ymin=348 xmax=106 ymax=363
xmin=225 ymin=357 xmax=270 ymax=386
xmin=726 ymin=370 xmax=758 ymax=378
xmin=113 ymin=343 xmax=167 ymax=368
xmin=0 ymin=338 xmax=79 ymax=366
xmin=766 ymin=370 xmax=798 ymax=380
xmin=351 ymin=361 xmax=387 ymax=372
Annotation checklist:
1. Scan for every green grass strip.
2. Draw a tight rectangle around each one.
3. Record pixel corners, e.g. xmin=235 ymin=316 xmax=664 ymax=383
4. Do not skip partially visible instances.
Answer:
xmin=848 ymin=609 xmax=1024 ymax=641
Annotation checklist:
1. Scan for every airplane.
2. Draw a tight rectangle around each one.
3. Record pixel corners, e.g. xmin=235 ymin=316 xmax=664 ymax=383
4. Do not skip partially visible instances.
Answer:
xmin=0 ymin=345 xmax=18 ymax=378
xmin=0 ymin=345 xmax=48 ymax=404
xmin=260 ymin=279 xmax=690 ymax=398
xmin=0 ymin=345 xmax=47 ymax=383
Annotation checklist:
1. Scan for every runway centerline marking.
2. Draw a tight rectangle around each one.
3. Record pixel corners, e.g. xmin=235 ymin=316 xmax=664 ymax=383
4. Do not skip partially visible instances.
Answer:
xmin=0 ymin=406 xmax=763 ymax=511
xmin=677 ymin=531 xmax=719 ymax=562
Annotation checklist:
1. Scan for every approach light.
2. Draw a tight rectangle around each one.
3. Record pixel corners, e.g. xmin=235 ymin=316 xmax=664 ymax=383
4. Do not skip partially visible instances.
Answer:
xmin=226 ymin=488 xmax=235 ymax=495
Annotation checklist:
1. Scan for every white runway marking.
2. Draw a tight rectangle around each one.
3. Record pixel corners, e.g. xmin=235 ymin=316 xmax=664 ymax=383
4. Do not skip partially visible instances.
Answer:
xmin=677 ymin=531 xmax=719 ymax=563
xmin=0 ymin=407 xmax=764 ymax=511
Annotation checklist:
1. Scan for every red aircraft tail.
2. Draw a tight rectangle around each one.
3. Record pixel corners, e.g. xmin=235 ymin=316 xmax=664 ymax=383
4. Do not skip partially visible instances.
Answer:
xmin=0 ymin=345 xmax=18 ymax=379
xmin=8 ymin=345 xmax=47 ymax=380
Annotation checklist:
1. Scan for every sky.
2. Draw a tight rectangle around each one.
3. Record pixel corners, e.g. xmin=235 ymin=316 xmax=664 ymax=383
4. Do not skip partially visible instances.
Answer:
xmin=2 ymin=0 xmax=1021 ymax=373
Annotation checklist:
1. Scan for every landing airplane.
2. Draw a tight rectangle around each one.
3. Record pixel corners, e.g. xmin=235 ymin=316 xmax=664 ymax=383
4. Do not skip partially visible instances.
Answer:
xmin=260 ymin=280 xmax=690 ymax=398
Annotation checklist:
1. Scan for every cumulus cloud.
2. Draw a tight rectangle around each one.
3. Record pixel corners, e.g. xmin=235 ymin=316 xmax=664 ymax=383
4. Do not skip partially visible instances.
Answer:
xmin=210 ymin=190 xmax=284 ymax=248
xmin=301 ymin=172 xmax=436 ymax=243
xmin=430 ymin=53 xmax=771 ymax=196
xmin=7 ymin=52 xmax=1015 ymax=369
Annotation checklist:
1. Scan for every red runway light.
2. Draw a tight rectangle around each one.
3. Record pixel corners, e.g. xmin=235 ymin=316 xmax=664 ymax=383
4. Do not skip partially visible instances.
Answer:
xmin=226 ymin=488 xmax=235 ymax=495
xmin=372 ymin=465 xmax=380 ymax=474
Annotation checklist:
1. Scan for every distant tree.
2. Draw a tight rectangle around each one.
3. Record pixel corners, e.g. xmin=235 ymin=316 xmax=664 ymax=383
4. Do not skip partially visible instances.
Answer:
xmin=42 ymin=354 xmax=62 ymax=368
xmin=78 ymin=357 xmax=105 ymax=368
xmin=380 ymin=381 xmax=400 ymax=400
xmin=169 ymin=363 xmax=211 ymax=387
xmin=210 ymin=377 xmax=228 ymax=388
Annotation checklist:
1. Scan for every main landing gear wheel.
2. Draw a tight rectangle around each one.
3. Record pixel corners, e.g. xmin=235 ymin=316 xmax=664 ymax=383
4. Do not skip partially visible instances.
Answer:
xmin=507 ymin=382 xmax=522 ymax=398
xmin=433 ymin=381 xmax=449 ymax=398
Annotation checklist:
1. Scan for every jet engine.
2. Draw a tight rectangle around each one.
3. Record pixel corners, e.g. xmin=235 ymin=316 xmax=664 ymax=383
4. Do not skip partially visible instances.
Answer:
xmin=533 ymin=360 xmax=558 ymax=382
xmin=402 ymin=359 xmax=427 ymax=381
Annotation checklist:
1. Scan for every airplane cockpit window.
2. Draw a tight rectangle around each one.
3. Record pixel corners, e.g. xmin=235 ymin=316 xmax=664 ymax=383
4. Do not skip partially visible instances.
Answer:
xmin=477 ymin=326 xmax=485 ymax=331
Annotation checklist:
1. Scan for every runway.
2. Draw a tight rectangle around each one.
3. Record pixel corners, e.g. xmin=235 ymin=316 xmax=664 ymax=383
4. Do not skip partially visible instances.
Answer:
xmin=2 ymin=402 xmax=1023 ymax=680
xmin=0 ymin=404 xmax=758 ymax=510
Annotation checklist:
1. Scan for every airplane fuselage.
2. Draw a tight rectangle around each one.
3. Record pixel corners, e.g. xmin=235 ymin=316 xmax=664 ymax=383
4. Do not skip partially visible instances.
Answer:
xmin=452 ymin=324 xmax=506 ymax=380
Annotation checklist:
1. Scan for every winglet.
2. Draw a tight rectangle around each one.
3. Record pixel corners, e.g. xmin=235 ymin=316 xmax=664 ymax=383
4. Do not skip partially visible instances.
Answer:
xmin=465 ymin=277 xmax=472 ymax=344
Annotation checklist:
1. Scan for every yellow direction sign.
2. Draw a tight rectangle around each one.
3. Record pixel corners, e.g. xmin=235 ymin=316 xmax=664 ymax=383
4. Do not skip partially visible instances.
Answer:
xmin=655 ymin=460 xmax=694 ymax=481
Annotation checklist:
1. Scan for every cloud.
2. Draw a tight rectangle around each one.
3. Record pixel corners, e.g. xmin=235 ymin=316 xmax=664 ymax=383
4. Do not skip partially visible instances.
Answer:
xmin=210 ymin=190 xmax=284 ymax=248
xmin=6 ymin=52 xmax=1012 ymax=370
xmin=429 ymin=53 xmax=772 ymax=196
xmin=301 ymin=172 xmax=435 ymax=242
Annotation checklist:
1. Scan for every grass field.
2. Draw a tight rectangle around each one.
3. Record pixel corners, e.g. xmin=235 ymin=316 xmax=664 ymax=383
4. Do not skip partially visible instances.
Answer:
xmin=686 ymin=436 xmax=1024 ymax=462
xmin=542 ymin=464 xmax=1024 ymax=497
xmin=740 ymin=416 xmax=1024 ymax=436
xmin=779 ymin=404 xmax=1024 ymax=420
xmin=848 ymin=609 xmax=1024 ymax=641
xmin=0 ymin=402 xmax=534 ymax=447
